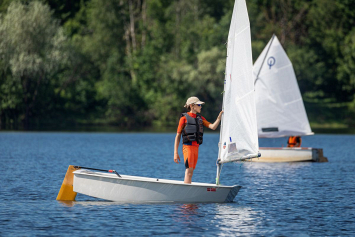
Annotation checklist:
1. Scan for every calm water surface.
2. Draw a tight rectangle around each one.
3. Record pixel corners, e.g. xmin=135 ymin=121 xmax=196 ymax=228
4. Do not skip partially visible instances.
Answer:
xmin=0 ymin=132 xmax=354 ymax=236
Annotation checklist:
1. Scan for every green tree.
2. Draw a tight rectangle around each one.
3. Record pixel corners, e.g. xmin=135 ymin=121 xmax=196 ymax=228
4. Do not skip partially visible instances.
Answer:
xmin=1 ymin=0 xmax=354 ymax=129
xmin=0 ymin=1 xmax=68 ymax=129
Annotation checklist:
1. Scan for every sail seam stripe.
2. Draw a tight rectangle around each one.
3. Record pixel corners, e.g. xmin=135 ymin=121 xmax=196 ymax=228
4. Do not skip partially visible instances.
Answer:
xmin=284 ymin=98 xmax=302 ymax=106
xmin=235 ymin=89 xmax=254 ymax=104
xmin=230 ymin=25 xmax=250 ymax=40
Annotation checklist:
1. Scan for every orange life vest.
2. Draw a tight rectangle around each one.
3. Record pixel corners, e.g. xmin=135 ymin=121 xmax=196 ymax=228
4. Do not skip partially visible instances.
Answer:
xmin=287 ymin=136 xmax=301 ymax=147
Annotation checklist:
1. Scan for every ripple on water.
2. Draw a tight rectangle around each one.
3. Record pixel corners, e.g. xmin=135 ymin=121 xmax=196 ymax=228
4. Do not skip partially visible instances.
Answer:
xmin=0 ymin=132 xmax=354 ymax=236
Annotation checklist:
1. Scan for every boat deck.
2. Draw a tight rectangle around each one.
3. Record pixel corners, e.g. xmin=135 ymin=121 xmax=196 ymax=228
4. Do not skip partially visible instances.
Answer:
xmin=73 ymin=169 xmax=235 ymax=188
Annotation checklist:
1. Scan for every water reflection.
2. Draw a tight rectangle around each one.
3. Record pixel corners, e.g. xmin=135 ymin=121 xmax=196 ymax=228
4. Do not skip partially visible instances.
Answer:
xmin=58 ymin=200 xmax=75 ymax=207
xmin=1 ymin=133 xmax=354 ymax=236
xmin=242 ymin=162 xmax=312 ymax=174
xmin=179 ymin=204 xmax=199 ymax=215
xmin=172 ymin=203 xmax=264 ymax=235
xmin=212 ymin=204 xmax=262 ymax=235
xmin=173 ymin=204 xmax=202 ymax=225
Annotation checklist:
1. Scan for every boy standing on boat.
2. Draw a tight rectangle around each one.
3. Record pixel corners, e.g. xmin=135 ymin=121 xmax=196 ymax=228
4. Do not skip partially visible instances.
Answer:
xmin=174 ymin=96 xmax=223 ymax=184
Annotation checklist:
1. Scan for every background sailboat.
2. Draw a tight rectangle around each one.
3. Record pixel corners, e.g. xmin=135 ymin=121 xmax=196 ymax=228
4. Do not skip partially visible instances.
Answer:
xmin=253 ymin=34 xmax=327 ymax=162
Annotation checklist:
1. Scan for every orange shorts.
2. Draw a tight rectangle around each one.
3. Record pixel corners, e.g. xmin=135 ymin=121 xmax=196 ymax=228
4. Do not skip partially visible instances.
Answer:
xmin=183 ymin=145 xmax=199 ymax=169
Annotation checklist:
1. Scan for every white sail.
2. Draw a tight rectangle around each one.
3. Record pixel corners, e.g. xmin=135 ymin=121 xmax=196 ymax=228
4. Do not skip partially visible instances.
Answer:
xmin=253 ymin=35 xmax=313 ymax=138
xmin=218 ymin=0 xmax=259 ymax=164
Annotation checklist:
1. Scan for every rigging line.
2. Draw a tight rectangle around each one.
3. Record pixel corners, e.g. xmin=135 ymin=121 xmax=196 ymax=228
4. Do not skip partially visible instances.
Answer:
xmin=74 ymin=166 xmax=121 ymax=178
xmin=254 ymin=34 xmax=276 ymax=85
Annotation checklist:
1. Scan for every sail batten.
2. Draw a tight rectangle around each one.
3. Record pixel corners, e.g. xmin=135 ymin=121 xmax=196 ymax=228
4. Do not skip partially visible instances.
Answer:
xmin=253 ymin=35 xmax=312 ymax=138
xmin=218 ymin=0 xmax=259 ymax=164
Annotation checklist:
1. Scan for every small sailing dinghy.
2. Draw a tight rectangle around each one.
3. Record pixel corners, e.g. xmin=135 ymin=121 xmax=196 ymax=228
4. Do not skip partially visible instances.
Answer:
xmin=252 ymin=35 xmax=327 ymax=162
xmin=57 ymin=166 xmax=241 ymax=203
xmin=56 ymin=0 xmax=260 ymax=203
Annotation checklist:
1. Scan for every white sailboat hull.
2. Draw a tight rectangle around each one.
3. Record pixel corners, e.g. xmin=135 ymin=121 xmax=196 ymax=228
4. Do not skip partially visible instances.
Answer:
xmin=73 ymin=170 xmax=241 ymax=203
xmin=254 ymin=147 xmax=327 ymax=162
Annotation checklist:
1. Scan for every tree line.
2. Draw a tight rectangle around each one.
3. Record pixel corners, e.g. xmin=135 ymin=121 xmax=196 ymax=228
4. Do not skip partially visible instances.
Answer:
xmin=0 ymin=0 xmax=354 ymax=130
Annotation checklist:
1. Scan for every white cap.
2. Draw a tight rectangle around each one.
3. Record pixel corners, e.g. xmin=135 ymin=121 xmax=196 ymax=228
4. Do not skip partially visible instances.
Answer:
xmin=184 ymin=96 xmax=205 ymax=108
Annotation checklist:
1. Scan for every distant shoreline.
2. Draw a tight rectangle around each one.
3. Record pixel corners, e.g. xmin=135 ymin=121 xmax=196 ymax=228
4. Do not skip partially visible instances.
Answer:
xmin=1 ymin=125 xmax=354 ymax=134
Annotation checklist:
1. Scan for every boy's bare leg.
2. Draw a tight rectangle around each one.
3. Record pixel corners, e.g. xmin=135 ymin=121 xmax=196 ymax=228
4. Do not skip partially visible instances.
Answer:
xmin=184 ymin=168 xmax=194 ymax=184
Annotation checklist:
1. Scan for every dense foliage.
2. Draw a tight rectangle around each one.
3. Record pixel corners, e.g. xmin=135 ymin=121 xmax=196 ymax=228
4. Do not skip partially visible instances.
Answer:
xmin=0 ymin=0 xmax=354 ymax=130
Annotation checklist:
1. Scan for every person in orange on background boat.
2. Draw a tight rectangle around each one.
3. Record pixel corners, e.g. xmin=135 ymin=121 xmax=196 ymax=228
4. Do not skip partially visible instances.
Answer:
xmin=174 ymin=96 xmax=223 ymax=184
xmin=287 ymin=136 xmax=302 ymax=147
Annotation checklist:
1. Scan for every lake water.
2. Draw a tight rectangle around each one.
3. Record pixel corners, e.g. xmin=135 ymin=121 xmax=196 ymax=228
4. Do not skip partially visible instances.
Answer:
xmin=0 ymin=132 xmax=354 ymax=236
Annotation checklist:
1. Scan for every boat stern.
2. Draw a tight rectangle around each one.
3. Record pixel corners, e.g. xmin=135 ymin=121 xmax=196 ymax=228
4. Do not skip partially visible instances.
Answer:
xmin=312 ymin=148 xmax=328 ymax=162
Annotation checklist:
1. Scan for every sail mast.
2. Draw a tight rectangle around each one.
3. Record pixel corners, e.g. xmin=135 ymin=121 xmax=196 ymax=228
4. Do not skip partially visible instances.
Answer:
xmin=216 ymin=45 xmax=227 ymax=185
xmin=254 ymin=34 xmax=275 ymax=85
xmin=216 ymin=0 xmax=260 ymax=182
xmin=215 ymin=101 xmax=224 ymax=185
